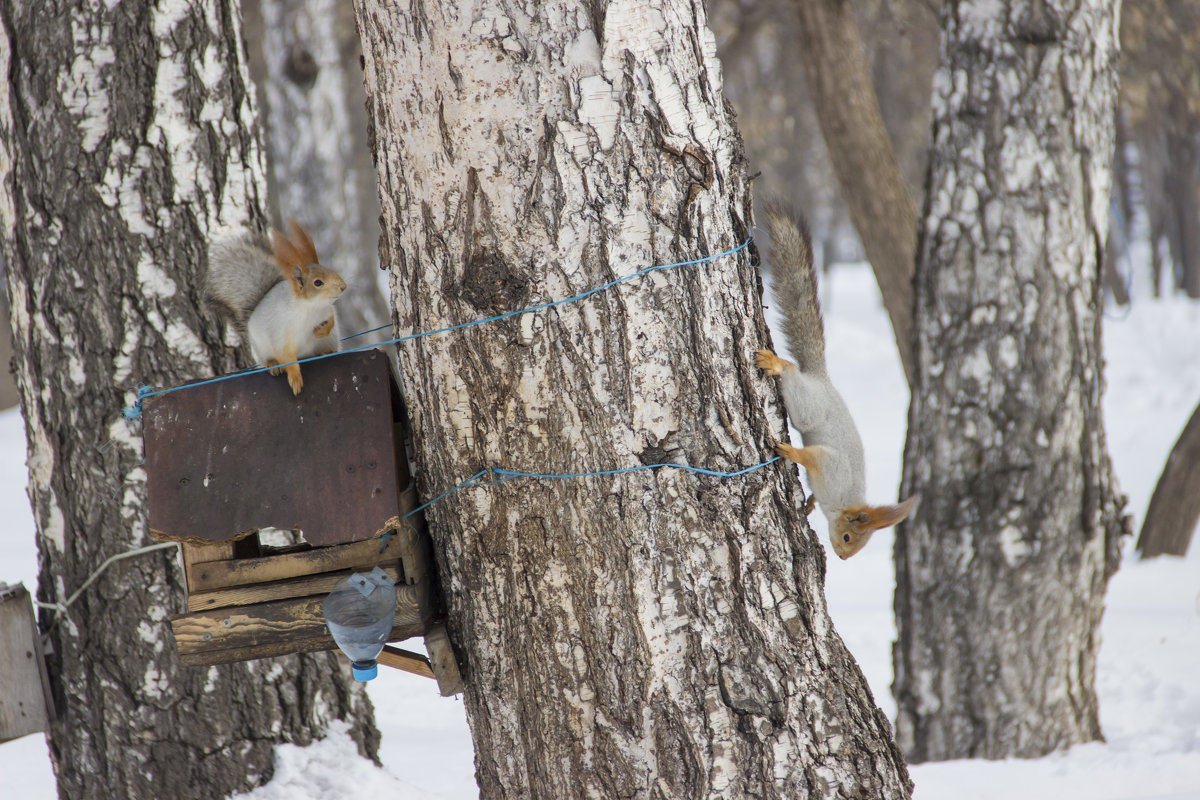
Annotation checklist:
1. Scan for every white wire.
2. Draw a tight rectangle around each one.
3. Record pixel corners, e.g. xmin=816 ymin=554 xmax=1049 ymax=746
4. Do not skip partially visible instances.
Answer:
xmin=31 ymin=542 xmax=178 ymax=619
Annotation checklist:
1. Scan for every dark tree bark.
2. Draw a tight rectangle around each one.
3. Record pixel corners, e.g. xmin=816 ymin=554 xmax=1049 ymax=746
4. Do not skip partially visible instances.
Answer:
xmin=1120 ymin=0 xmax=1200 ymax=297
xmin=707 ymin=0 xmax=849 ymax=252
xmin=353 ymin=1 xmax=913 ymax=798
xmin=0 ymin=300 xmax=18 ymax=409
xmin=1163 ymin=107 xmax=1200 ymax=298
xmin=0 ymin=2 xmax=376 ymax=798
xmin=791 ymin=0 xmax=920 ymax=386
xmin=1137 ymin=400 xmax=1200 ymax=558
xmin=855 ymin=0 xmax=942 ymax=207
xmin=893 ymin=0 xmax=1130 ymax=762
xmin=242 ymin=0 xmax=391 ymax=334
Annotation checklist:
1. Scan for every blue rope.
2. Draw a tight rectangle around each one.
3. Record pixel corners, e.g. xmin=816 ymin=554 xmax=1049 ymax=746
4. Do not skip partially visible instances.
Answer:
xmin=123 ymin=238 xmax=751 ymax=418
xmin=401 ymin=456 xmax=782 ymax=520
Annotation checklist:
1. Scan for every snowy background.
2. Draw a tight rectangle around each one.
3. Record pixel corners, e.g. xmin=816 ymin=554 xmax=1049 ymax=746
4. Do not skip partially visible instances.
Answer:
xmin=1 ymin=252 xmax=1198 ymax=799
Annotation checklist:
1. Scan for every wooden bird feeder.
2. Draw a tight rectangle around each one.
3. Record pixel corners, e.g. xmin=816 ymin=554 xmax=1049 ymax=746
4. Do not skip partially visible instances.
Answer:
xmin=143 ymin=349 xmax=462 ymax=695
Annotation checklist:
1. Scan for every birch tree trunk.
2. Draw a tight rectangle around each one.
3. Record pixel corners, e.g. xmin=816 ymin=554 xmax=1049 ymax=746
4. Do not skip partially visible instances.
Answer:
xmin=354 ymin=1 xmax=913 ymax=798
xmin=244 ymin=0 xmax=390 ymax=334
xmin=0 ymin=2 xmax=376 ymax=797
xmin=893 ymin=0 xmax=1129 ymax=762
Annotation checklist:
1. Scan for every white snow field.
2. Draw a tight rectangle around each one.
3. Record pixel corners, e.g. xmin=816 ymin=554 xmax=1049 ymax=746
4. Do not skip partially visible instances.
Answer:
xmin=0 ymin=260 xmax=1197 ymax=799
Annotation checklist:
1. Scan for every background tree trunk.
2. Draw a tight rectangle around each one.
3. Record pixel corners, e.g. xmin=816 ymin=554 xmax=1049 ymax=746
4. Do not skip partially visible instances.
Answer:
xmin=791 ymin=0 xmax=920 ymax=387
xmin=0 ymin=2 xmax=376 ymax=797
xmin=1136 ymin=399 xmax=1200 ymax=558
xmin=855 ymin=0 xmax=941 ymax=207
xmin=1119 ymin=0 xmax=1200 ymax=297
xmin=354 ymin=1 xmax=913 ymax=798
xmin=706 ymin=0 xmax=852 ymax=258
xmin=0 ymin=300 xmax=18 ymax=409
xmin=242 ymin=0 xmax=390 ymax=335
xmin=893 ymin=0 xmax=1130 ymax=762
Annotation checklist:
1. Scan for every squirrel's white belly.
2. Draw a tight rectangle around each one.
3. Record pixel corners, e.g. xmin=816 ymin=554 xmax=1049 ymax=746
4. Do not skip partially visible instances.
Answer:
xmin=247 ymin=283 xmax=339 ymax=364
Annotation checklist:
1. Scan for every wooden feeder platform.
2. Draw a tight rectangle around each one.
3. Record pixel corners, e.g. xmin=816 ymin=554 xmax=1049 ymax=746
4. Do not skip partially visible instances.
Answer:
xmin=143 ymin=349 xmax=462 ymax=695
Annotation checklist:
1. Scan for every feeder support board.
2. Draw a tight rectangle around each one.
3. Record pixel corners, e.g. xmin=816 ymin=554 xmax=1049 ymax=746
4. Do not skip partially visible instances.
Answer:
xmin=0 ymin=583 xmax=55 ymax=743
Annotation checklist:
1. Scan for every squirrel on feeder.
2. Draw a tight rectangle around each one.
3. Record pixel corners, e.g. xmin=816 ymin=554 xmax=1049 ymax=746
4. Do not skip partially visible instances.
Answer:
xmin=205 ymin=219 xmax=346 ymax=396
xmin=756 ymin=199 xmax=915 ymax=559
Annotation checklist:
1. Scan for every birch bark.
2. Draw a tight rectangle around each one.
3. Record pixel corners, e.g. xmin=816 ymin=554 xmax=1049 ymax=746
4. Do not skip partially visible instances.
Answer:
xmin=0 ymin=2 xmax=376 ymax=797
xmin=355 ymin=1 xmax=912 ymax=798
xmin=245 ymin=0 xmax=390 ymax=334
xmin=893 ymin=0 xmax=1129 ymax=762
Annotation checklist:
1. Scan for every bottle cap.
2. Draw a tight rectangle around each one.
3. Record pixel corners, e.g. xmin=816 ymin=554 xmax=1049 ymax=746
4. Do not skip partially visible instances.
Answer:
xmin=351 ymin=660 xmax=379 ymax=682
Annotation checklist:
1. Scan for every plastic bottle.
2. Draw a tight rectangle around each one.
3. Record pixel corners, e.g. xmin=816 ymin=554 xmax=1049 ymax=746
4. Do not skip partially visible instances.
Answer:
xmin=322 ymin=566 xmax=396 ymax=681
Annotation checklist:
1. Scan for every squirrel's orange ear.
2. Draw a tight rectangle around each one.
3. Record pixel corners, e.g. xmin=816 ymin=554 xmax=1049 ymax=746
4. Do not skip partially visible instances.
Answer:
xmin=286 ymin=218 xmax=320 ymax=266
xmin=859 ymin=495 xmax=917 ymax=532
xmin=271 ymin=228 xmax=305 ymax=275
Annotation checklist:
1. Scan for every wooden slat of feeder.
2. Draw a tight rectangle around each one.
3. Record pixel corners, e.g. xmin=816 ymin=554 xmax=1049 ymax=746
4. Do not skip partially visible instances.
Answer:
xmin=187 ymin=562 xmax=403 ymax=612
xmin=170 ymin=580 xmax=434 ymax=667
xmin=378 ymin=645 xmax=435 ymax=679
xmin=186 ymin=530 xmax=407 ymax=593
xmin=424 ymin=623 xmax=465 ymax=696
xmin=181 ymin=541 xmax=235 ymax=571
xmin=145 ymin=349 xmax=410 ymax=547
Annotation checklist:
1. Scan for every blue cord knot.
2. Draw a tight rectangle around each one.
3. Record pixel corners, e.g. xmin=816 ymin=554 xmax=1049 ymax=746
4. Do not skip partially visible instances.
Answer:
xmin=121 ymin=385 xmax=154 ymax=420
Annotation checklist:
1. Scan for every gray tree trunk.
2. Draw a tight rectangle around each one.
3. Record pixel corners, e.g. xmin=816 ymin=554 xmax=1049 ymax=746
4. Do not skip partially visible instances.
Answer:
xmin=0 ymin=2 xmax=376 ymax=798
xmin=855 ymin=0 xmax=941 ymax=208
xmin=791 ymin=0 xmax=920 ymax=387
xmin=707 ymin=0 xmax=849 ymax=251
xmin=354 ymin=1 xmax=913 ymax=798
xmin=893 ymin=0 xmax=1130 ymax=762
xmin=1137 ymin=399 xmax=1200 ymax=558
xmin=243 ymin=0 xmax=390 ymax=335
xmin=0 ymin=300 xmax=18 ymax=409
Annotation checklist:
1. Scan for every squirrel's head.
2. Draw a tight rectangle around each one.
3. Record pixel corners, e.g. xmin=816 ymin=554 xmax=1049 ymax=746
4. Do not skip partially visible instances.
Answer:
xmin=272 ymin=219 xmax=347 ymax=301
xmin=830 ymin=496 xmax=917 ymax=559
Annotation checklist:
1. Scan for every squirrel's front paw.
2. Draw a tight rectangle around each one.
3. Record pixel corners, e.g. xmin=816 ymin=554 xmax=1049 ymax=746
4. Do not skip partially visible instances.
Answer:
xmin=313 ymin=315 xmax=335 ymax=338
xmin=285 ymin=364 xmax=304 ymax=395
xmin=775 ymin=442 xmax=803 ymax=462
xmin=755 ymin=349 xmax=787 ymax=376
xmin=265 ymin=358 xmax=283 ymax=376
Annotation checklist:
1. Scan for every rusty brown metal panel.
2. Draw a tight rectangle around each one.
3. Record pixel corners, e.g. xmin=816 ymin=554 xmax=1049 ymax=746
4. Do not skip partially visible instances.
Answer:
xmin=145 ymin=349 xmax=410 ymax=546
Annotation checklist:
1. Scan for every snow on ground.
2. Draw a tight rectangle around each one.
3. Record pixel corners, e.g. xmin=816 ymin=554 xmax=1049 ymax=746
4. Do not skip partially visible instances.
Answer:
xmin=0 ymin=262 xmax=1197 ymax=799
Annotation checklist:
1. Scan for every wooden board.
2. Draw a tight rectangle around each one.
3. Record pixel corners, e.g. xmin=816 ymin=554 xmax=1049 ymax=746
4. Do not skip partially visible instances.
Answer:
xmin=425 ymin=623 xmax=465 ymax=696
xmin=185 ymin=529 xmax=410 ymax=593
xmin=187 ymin=562 xmax=403 ymax=612
xmin=378 ymin=645 xmax=435 ymax=679
xmin=396 ymin=520 xmax=434 ymax=586
xmin=0 ymin=584 xmax=54 ymax=742
xmin=144 ymin=348 xmax=412 ymax=546
xmin=170 ymin=581 xmax=434 ymax=667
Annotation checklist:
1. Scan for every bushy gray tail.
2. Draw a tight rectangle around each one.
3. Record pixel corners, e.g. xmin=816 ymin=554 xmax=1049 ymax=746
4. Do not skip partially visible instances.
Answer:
xmin=764 ymin=199 xmax=825 ymax=375
xmin=204 ymin=232 xmax=281 ymax=327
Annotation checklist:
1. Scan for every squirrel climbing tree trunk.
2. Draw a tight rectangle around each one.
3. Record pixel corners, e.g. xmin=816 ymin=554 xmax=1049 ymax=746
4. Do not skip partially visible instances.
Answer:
xmin=0 ymin=2 xmax=377 ymax=798
xmin=893 ymin=0 xmax=1130 ymax=762
xmin=354 ymin=1 xmax=912 ymax=798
